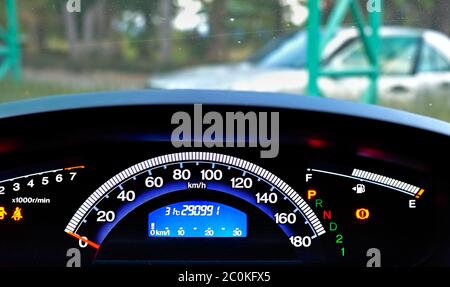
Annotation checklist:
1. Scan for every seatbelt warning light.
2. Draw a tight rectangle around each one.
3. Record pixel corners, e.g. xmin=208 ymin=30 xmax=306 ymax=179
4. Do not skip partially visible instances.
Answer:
xmin=11 ymin=207 xmax=23 ymax=222
xmin=0 ymin=207 xmax=7 ymax=220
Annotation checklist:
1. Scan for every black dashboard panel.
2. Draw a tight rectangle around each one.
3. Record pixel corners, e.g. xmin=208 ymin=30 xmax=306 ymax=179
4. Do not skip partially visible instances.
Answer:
xmin=0 ymin=90 xmax=449 ymax=274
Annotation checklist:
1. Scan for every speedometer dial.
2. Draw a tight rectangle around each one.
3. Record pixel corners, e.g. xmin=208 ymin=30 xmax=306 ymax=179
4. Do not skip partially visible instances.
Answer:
xmin=65 ymin=152 xmax=329 ymax=265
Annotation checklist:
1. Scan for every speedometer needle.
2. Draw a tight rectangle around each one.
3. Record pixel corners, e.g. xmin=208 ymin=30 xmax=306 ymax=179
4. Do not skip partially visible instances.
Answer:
xmin=66 ymin=231 xmax=100 ymax=250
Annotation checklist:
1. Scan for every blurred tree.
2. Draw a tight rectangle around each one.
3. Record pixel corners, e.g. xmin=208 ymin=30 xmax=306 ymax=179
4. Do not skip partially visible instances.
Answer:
xmin=82 ymin=0 xmax=107 ymax=54
xmin=384 ymin=0 xmax=449 ymax=35
xmin=430 ymin=0 xmax=450 ymax=34
xmin=206 ymin=0 xmax=229 ymax=61
xmin=62 ymin=3 xmax=80 ymax=61
xmin=227 ymin=0 xmax=288 ymax=51
xmin=19 ymin=0 xmax=52 ymax=54
xmin=110 ymin=0 xmax=166 ymax=66
xmin=60 ymin=0 xmax=115 ymax=61
xmin=157 ymin=0 xmax=173 ymax=66
xmin=60 ymin=0 xmax=97 ymax=61
xmin=9 ymin=0 xmax=449 ymax=72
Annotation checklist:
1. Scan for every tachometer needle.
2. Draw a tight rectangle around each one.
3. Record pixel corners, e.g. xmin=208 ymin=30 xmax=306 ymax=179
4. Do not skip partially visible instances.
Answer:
xmin=66 ymin=231 xmax=100 ymax=250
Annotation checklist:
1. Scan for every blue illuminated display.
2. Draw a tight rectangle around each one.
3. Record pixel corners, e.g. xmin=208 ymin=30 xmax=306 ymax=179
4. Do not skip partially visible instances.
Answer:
xmin=148 ymin=200 xmax=247 ymax=238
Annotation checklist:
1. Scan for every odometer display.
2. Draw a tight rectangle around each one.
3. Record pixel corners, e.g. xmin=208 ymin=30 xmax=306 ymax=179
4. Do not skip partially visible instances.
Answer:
xmin=148 ymin=200 xmax=247 ymax=238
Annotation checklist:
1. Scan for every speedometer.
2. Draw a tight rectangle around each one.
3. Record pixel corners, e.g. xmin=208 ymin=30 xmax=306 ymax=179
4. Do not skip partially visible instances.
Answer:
xmin=65 ymin=152 xmax=328 ymax=265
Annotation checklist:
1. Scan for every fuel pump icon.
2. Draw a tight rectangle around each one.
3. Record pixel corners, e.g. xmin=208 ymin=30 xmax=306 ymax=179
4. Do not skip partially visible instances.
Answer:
xmin=353 ymin=184 xmax=366 ymax=194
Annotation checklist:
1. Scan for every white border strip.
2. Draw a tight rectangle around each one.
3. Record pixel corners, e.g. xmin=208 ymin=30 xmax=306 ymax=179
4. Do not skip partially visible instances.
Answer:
xmin=65 ymin=152 xmax=326 ymax=237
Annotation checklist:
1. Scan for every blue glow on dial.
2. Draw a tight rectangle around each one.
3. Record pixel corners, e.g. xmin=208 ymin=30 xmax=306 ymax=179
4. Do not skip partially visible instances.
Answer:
xmin=148 ymin=200 xmax=247 ymax=238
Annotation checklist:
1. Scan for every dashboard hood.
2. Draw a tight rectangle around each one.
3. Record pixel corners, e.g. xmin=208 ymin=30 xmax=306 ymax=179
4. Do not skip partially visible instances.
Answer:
xmin=1 ymin=89 xmax=449 ymax=137
xmin=148 ymin=63 xmax=308 ymax=93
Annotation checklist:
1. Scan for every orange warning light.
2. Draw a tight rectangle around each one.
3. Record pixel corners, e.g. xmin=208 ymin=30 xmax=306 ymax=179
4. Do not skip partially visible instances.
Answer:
xmin=307 ymin=189 xmax=317 ymax=200
xmin=0 ymin=207 xmax=7 ymax=220
xmin=11 ymin=207 xmax=23 ymax=222
xmin=355 ymin=208 xmax=370 ymax=220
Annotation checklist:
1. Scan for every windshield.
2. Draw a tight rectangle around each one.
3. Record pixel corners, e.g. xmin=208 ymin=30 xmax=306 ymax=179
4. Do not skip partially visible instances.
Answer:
xmin=326 ymin=37 xmax=420 ymax=75
xmin=248 ymin=31 xmax=308 ymax=68
xmin=0 ymin=0 xmax=449 ymax=122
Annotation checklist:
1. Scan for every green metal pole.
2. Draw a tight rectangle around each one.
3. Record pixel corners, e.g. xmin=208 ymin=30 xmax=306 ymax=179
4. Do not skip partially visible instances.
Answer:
xmin=320 ymin=0 xmax=352 ymax=53
xmin=307 ymin=0 xmax=321 ymax=97
xmin=6 ymin=0 xmax=21 ymax=81
xmin=363 ymin=0 xmax=382 ymax=104
xmin=349 ymin=1 xmax=376 ymax=64
xmin=307 ymin=0 xmax=382 ymax=102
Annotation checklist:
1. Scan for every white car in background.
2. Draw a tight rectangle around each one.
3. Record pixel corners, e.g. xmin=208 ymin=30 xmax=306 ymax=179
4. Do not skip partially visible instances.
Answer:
xmin=148 ymin=27 xmax=450 ymax=105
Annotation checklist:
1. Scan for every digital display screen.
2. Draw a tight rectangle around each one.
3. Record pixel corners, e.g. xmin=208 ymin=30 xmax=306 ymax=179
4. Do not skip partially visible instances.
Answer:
xmin=148 ymin=200 xmax=247 ymax=238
